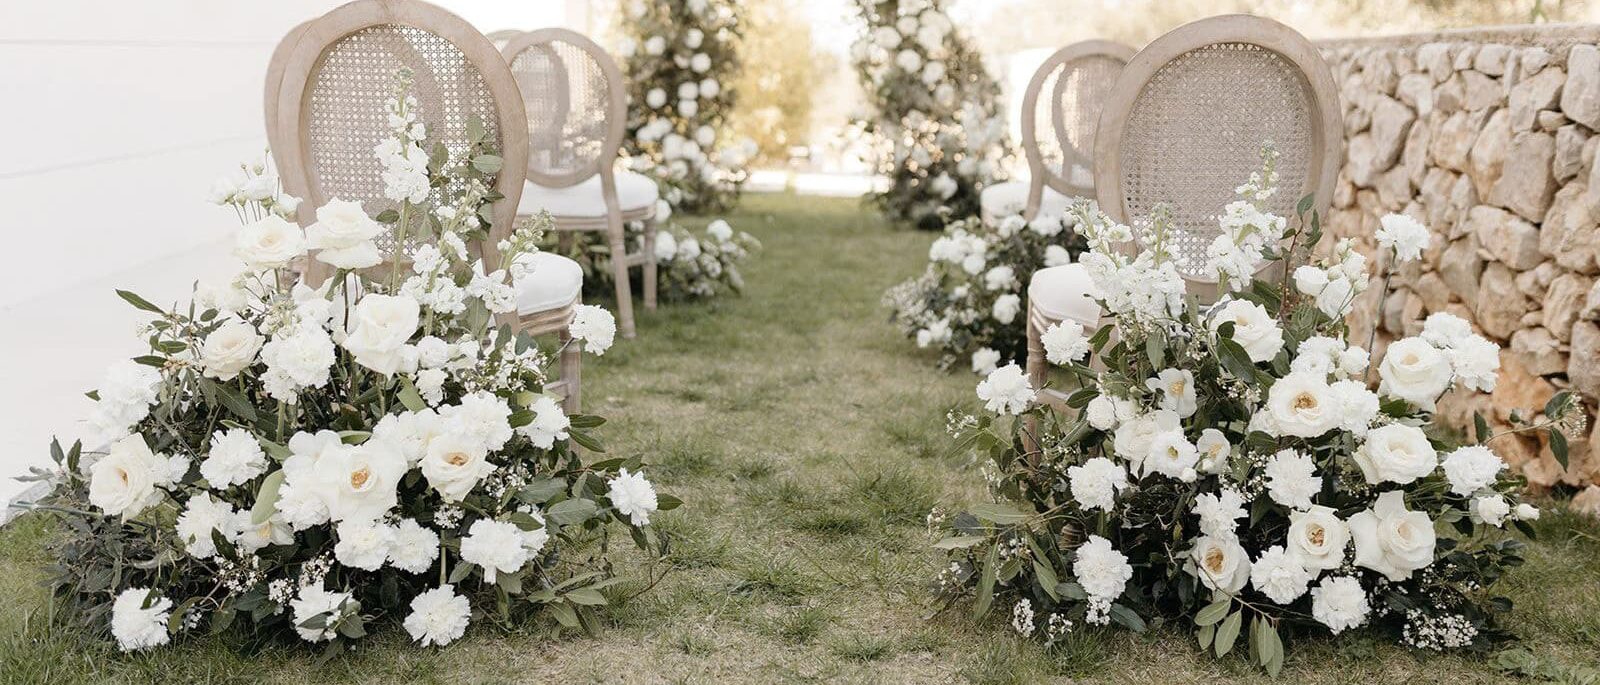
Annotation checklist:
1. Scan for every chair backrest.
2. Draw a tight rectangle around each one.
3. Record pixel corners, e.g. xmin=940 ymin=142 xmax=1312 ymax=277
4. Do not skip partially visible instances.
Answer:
xmin=499 ymin=29 xmax=625 ymax=190
xmin=1019 ymin=40 xmax=1133 ymax=219
xmin=265 ymin=19 xmax=313 ymax=174
xmin=1094 ymin=14 xmax=1341 ymax=287
xmin=270 ymin=0 xmax=529 ymax=284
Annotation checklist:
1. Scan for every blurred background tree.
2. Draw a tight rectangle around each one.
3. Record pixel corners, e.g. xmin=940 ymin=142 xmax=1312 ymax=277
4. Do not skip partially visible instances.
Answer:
xmin=729 ymin=0 xmax=828 ymax=165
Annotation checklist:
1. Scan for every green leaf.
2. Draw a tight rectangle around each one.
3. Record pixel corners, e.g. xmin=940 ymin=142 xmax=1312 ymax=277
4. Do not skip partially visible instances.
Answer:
xmin=932 ymin=535 xmax=987 ymax=550
xmin=1197 ymin=623 xmax=1215 ymax=649
xmin=1195 ymin=598 xmax=1231 ymax=626
xmin=1473 ymin=412 xmax=1490 ymax=444
xmin=548 ymin=601 xmax=579 ymax=628
xmin=472 ymin=154 xmax=503 ymax=174
xmin=200 ymin=378 xmax=258 ymax=422
xmin=1033 ymin=558 xmax=1060 ymax=601
xmin=397 ymin=377 xmax=426 ymax=412
xmin=517 ymin=478 xmax=566 ymax=504
xmin=251 ymin=470 xmax=286 ymax=525
xmin=116 ymin=289 xmax=165 ymax=314
xmin=1145 ymin=330 xmax=1166 ymax=369
xmin=548 ymin=498 xmax=598 ymax=526
xmin=969 ymin=503 xmax=1028 ymax=525
xmin=1216 ymin=337 xmax=1259 ymax=382
xmin=1296 ymin=192 xmax=1315 ymax=216
xmin=656 ymin=493 xmax=683 ymax=511
xmin=565 ymin=587 xmax=607 ymax=606
xmin=1550 ymin=429 xmax=1570 ymax=470
xmin=1544 ymin=390 xmax=1571 ymax=420
xmin=1254 ymin=615 xmax=1284 ymax=676
xmin=568 ymin=414 xmax=606 ymax=429
xmin=1108 ymin=604 xmax=1146 ymax=632
xmin=1214 ymin=610 xmax=1242 ymax=657
xmin=974 ymin=544 xmax=998 ymax=619
xmin=466 ymin=116 xmax=487 ymax=143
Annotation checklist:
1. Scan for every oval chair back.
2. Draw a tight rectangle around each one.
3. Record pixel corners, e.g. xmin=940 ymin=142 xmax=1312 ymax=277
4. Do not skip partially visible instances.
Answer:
xmin=1019 ymin=40 xmax=1133 ymax=220
xmin=1094 ymin=14 xmax=1341 ymax=292
xmin=269 ymin=0 xmax=529 ymax=286
xmin=499 ymin=29 xmax=625 ymax=193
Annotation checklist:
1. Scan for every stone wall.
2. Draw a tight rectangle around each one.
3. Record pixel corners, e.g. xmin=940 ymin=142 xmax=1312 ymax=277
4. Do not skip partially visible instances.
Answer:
xmin=1320 ymin=25 xmax=1600 ymax=491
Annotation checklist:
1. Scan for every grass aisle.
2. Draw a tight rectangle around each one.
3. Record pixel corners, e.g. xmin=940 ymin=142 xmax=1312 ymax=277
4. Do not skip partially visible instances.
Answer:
xmin=3 ymin=192 xmax=1599 ymax=683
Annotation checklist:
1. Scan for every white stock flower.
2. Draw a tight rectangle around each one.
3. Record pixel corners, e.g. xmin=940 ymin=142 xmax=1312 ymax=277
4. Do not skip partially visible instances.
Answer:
xmin=1192 ymin=489 xmax=1246 ymax=539
xmin=1375 ymin=213 xmax=1431 ymax=262
xmin=1441 ymin=446 xmax=1506 ymax=497
xmin=1349 ymin=491 xmax=1436 ymax=581
xmin=570 ymin=305 xmax=617 ymax=355
xmin=1287 ymin=505 xmax=1349 ymax=571
xmin=334 ymin=519 xmax=395 ymax=571
xmin=1209 ymin=299 xmax=1284 ymax=363
xmin=201 ymin=428 xmax=267 ymax=488
xmin=970 ymin=347 xmax=1001 ymax=375
xmin=520 ymin=395 xmax=570 ymax=449
xmin=1250 ymin=545 xmax=1314 ymax=604
xmin=89 ymin=435 xmax=172 ymax=520
xmin=175 ymin=492 xmax=238 ymax=559
xmin=306 ymin=198 xmax=383 ymax=269
xmin=291 ymin=586 xmax=352 ymax=643
xmin=1188 ymin=534 xmax=1249 ymax=593
xmin=992 ymin=294 xmax=1021 ymax=324
xmin=342 ymin=294 xmax=420 ymax=376
xmin=1145 ymin=368 xmax=1196 ymax=418
xmin=1262 ymin=372 xmax=1340 ymax=438
xmin=1042 ymin=321 xmax=1091 ymax=366
xmin=1353 ymin=423 xmax=1437 ymax=485
xmin=1310 ymin=576 xmax=1369 ymax=634
xmin=1264 ymin=449 xmax=1321 ymax=511
xmin=1378 ymin=337 xmax=1452 ymax=410
xmin=1292 ymin=265 xmax=1328 ymax=297
xmin=975 ymin=364 xmax=1034 ymax=416
xmin=1067 ymin=457 xmax=1127 ymax=511
xmin=111 ymin=588 xmax=172 ymax=652
xmin=1074 ymin=535 xmax=1133 ymax=603
xmin=608 ymin=468 xmax=659 ymax=526
xmin=1144 ymin=430 xmax=1198 ymax=479
xmin=200 ymin=320 xmax=264 ymax=381
xmin=420 ymin=431 xmax=494 ymax=502
xmin=461 ymin=519 xmax=529 ymax=583
xmin=88 ymin=360 xmax=162 ymax=444
xmin=233 ymin=216 xmax=306 ymax=271
xmin=404 ymin=585 xmax=471 ymax=647
xmin=389 ymin=518 xmax=441 ymax=574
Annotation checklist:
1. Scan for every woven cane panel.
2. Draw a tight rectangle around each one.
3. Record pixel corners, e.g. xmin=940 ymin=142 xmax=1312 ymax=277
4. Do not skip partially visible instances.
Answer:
xmin=510 ymin=39 xmax=610 ymax=185
xmin=1040 ymin=55 xmax=1121 ymax=190
xmin=1118 ymin=43 xmax=1313 ymax=278
xmin=306 ymin=24 xmax=501 ymax=256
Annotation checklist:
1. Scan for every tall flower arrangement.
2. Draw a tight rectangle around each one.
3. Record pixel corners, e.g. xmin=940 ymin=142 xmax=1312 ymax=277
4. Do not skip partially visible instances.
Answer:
xmin=850 ymin=0 xmax=1010 ymax=230
xmin=559 ymin=207 xmax=761 ymax=303
xmin=931 ymin=150 xmax=1571 ymax=673
xmin=19 ymin=70 xmax=677 ymax=654
xmin=618 ymin=0 xmax=751 ymax=214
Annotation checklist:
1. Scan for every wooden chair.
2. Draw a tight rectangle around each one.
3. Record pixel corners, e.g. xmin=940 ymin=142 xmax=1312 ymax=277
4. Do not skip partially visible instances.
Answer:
xmin=269 ymin=0 xmax=583 ymax=412
xmin=501 ymin=29 xmax=658 ymax=340
xmin=980 ymin=40 xmax=1133 ymax=224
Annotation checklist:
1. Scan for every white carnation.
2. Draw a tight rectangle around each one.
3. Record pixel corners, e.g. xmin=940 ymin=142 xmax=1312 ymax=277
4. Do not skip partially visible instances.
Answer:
xmin=608 ymin=468 xmax=659 ymax=526
xmin=1192 ymin=489 xmax=1246 ymax=540
xmin=1067 ymin=457 xmax=1127 ymax=511
xmin=1310 ymin=576 xmax=1369 ymax=634
xmin=175 ymin=492 xmax=238 ymax=560
xmin=111 ymin=588 xmax=172 ymax=652
xmin=1375 ymin=212 xmax=1431 ymax=262
xmin=1250 ymin=545 xmax=1314 ymax=604
xmin=201 ymin=428 xmax=267 ymax=488
xmin=460 ymin=519 xmax=530 ymax=583
xmin=404 ymin=585 xmax=471 ymax=647
xmin=291 ymin=586 xmax=353 ymax=643
xmin=991 ymin=293 xmax=1021 ymax=324
xmin=570 ymin=304 xmax=617 ymax=355
xmin=334 ymin=519 xmax=395 ymax=571
xmin=1264 ymin=449 xmax=1321 ymax=511
xmin=1073 ymin=535 xmax=1132 ymax=604
xmin=1042 ymin=320 xmax=1091 ymax=366
xmin=1471 ymin=494 xmax=1511 ymax=527
xmin=1085 ymin=395 xmax=1117 ymax=430
xmin=520 ymin=395 xmax=570 ymax=449
xmin=970 ymin=347 xmax=1001 ymax=375
xmin=389 ymin=518 xmax=441 ymax=574
xmin=975 ymin=364 xmax=1034 ymax=416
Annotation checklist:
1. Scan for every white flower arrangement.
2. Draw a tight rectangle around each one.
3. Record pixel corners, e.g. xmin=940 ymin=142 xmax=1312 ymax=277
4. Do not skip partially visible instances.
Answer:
xmin=559 ymin=212 xmax=760 ymax=303
xmin=23 ymin=69 xmax=679 ymax=654
xmin=933 ymin=150 xmax=1573 ymax=674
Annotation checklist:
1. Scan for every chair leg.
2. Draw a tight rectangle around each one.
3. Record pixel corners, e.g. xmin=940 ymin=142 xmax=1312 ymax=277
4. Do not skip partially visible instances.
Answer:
xmin=1023 ymin=307 xmax=1049 ymax=457
xmin=642 ymin=219 xmax=658 ymax=311
xmin=559 ymin=324 xmax=582 ymax=415
xmin=609 ymin=230 xmax=636 ymax=339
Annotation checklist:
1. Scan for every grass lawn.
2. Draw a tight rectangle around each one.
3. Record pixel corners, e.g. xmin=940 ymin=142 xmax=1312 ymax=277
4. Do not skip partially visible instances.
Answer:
xmin=3 ymin=192 xmax=1600 ymax=683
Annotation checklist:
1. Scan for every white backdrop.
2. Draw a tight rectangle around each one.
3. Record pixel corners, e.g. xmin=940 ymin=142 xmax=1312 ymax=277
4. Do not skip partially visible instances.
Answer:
xmin=0 ymin=0 xmax=584 ymax=510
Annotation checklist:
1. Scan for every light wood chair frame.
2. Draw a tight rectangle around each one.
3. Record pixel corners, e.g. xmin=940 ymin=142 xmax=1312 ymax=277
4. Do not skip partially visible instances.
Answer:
xmin=1093 ymin=13 xmax=1342 ymax=292
xmin=268 ymin=0 xmax=579 ymax=412
xmin=501 ymin=28 xmax=657 ymax=341
xmin=1017 ymin=40 xmax=1135 ymax=222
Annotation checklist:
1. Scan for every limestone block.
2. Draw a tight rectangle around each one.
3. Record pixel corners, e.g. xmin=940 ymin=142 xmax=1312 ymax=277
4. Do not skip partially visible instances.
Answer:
xmin=1561 ymin=44 xmax=1600 ymax=129
xmin=1397 ymin=72 xmax=1435 ymax=116
xmin=1541 ymin=183 xmax=1600 ymax=274
xmin=1416 ymin=271 xmax=1453 ymax=312
xmin=1462 ymin=70 xmax=1506 ymax=111
xmin=1511 ymin=326 xmax=1568 ymax=375
xmin=1521 ymin=46 xmax=1552 ymax=77
xmin=1468 ymin=204 xmax=1542 ymax=269
xmin=1569 ymin=319 xmax=1600 ymax=398
xmin=1467 ymin=109 xmax=1511 ymax=197
xmin=1418 ymin=42 xmax=1452 ymax=82
xmin=1508 ymin=66 xmax=1564 ymax=132
xmin=1538 ymin=110 xmax=1571 ymax=132
xmin=1440 ymin=234 xmax=1483 ymax=305
xmin=1477 ymin=261 xmax=1531 ymax=339
xmin=1488 ymin=131 xmax=1558 ymax=222
xmin=1546 ymin=272 xmax=1595 ymax=341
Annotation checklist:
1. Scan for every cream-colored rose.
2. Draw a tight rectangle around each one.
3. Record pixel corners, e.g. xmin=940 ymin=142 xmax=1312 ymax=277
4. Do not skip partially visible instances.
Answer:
xmin=233 ymin=215 xmax=305 ymax=269
xmin=341 ymin=294 xmax=420 ymax=376
xmin=1112 ymin=410 xmax=1178 ymax=472
xmin=1377 ymin=337 xmax=1452 ymax=410
xmin=1287 ymin=505 xmax=1349 ymax=571
xmin=306 ymin=198 xmax=383 ymax=270
xmin=420 ymin=432 xmax=495 ymax=502
xmin=1352 ymin=423 xmax=1437 ymax=485
xmin=1264 ymin=372 xmax=1339 ymax=438
xmin=1349 ymin=491 xmax=1436 ymax=581
xmin=1210 ymin=299 xmax=1285 ymax=363
xmin=88 ymin=435 xmax=169 ymax=520
xmin=1188 ymin=534 xmax=1249 ymax=593
xmin=310 ymin=437 xmax=407 ymax=523
xmin=200 ymin=320 xmax=264 ymax=381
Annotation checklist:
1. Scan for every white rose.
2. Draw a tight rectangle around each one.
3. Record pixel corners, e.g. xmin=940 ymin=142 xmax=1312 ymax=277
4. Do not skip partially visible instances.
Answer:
xmin=311 ymin=437 xmax=407 ymax=523
xmin=420 ymin=432 xmax=495 ymax=502
xmin=341 ymin=294 xmax=420 ymax=376
xmin=1472 ymin=494 xmax=1511 ymax=526
xmin=1377 ymin=337 xmax=1452 ymax=410
xmin=200 ymin=320 xmax=264 ymax=381
xmin=1352 ymin=423 xmax=1437 ymax=485
xmin=1292 ymin=265 xmax=1328 ymax=296
xmin=1085 ymin=395 xmax=1117 ymax=430
xmin=1349 ymin=491 xmax=1436 ymax=581
xmin=1188 ymin=535 xmax=1249 ymax=593
xmin=1315 ymin=276 xmax=1355 ymax=317
xmin=233 ymin=215 xmax=305 ymax=269
xmin=1263 ymin=372 xmax=1340 ymax=438
xmin=1112 ymin=410 xmax=1178 ymax=471
xmin=1287 ymin=505 xmax=1349 ymax=571
xmin=306 ymin=198 xmax=383 ymax=270
xmin=88 ymin=435 xmax=170 ymax=520
xmin=1210 ymin=299 xmax=1284 ymax=363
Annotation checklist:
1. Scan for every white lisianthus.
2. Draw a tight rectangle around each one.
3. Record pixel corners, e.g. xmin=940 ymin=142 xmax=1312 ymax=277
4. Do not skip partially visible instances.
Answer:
xmin=992 ymin=293 xmax=1021 ymax=324
xmin=1471 ymin=494 xmax=1512 ymax=527
xmin=1195 ymin=429 xmax=1230 ymax=473
xmin=608 ymin=468 xmax=659 ymax=526
xmin=1144 ymin=430 xmax=1198 ymax=479
xmin=1377 ymin=337 xmax=1452 ymax=410
xmin=1085 ymin=395 xmax=1118 ymax=430
xmin=404 ymin=585 xmax=471 ymax=647
xmin=201 ymin=428 xmax=267 ymax=488
xmin=89 ymin=435 xmax=173 ymax=520
xmin=1287 ymin=505 xmax=1349 ymax=570
xmin=200 ymin=320 xmax=264 ymax=381
xmin=1264 ymin=449 xmax=1321 ymax=511
xmin=334 ymin=519 xmax=395 ymax=571
xmin=1192 ymin=489 xmax=1246 ymax=539
xmin=291 ymin=586 xmax=353 ymax=643
xmin=389 ymin=518 xmax=441 ymax=574
xmin=970 ymin=347 xmax=1001 ymax=375
xmin=1209 ymin=299 xmax=1284 ymax=363
xmin=1375 ymin=212 xmax=1431 ymax=262
xmin=1315 ymin=276 xmax=1356 ymax=317
xmin=420 ymin=431 xmax=494 ymax=502
xmin=311 ymin=437 xmax=407 ymax=523
xmin=1353 ymin=423 xmax=1438 ymax=485
xmin=975 ymin=364 xmax=1034 ymax=416
xmin=520 ymin=395 xmax=570 ymax=449
xmin=233 ymin=215 xmax=305 ymax=270
xmin=342 ymin=294 xmax=421 ymax=376
xmin=570 ymin=304 xmax=616 ymax=355
xmin=1041 ymin=321 xmax=1090 ymax=365
xmin=1067 ymin=457 xmax=1127 ymax=511
xmin=1262 ymin=372 xmax=1340 ymax=438
xmin=1310 ymin=576 xmax=1369 ymax=634
xmin=1250 ymin=545 xmax=1314 ymax=604
xmin=1188 ymin=534 xmax=1250 ymax=593
xmin=1349 ymin=491 xmax=1436 ymax=581
xmin=1145 ymin=368 xmax=1197 ymax=418
xmin=111 ymin=588 xmax=172 ymax=652
xmin=460 ymin=519 xmax=529 ymax=583
xmin=175 ymin=492 xmax=239 ymax=560
xmin=306 ymin=198 xmax=383 ymax=269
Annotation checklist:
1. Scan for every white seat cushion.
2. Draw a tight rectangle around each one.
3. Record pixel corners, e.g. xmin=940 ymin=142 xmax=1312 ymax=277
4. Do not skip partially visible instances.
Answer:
xmin=515 ymin=252 xmax=583 ymax=315
xmin=1028 ymin=263 xmax=1101 ymax=325
xmin=520 ymin=170 xmax=659 ymax=218
xmin=979 ymin=180 xmax=1073 ymax=224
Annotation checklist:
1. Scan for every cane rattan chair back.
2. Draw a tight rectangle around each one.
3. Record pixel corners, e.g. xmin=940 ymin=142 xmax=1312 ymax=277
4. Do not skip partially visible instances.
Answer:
xmin=1095 ymin=14 xmax=1341 ymax=289
xmin=500 ymin=29 xmax=624 ymax=190
xmin=1020 ymin=41 xmax=1133 ymax=217
xmin=271 ymin=0 xmax=529 ymax=285
xmin=265 ymin=20 xmax=313 ymax=173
